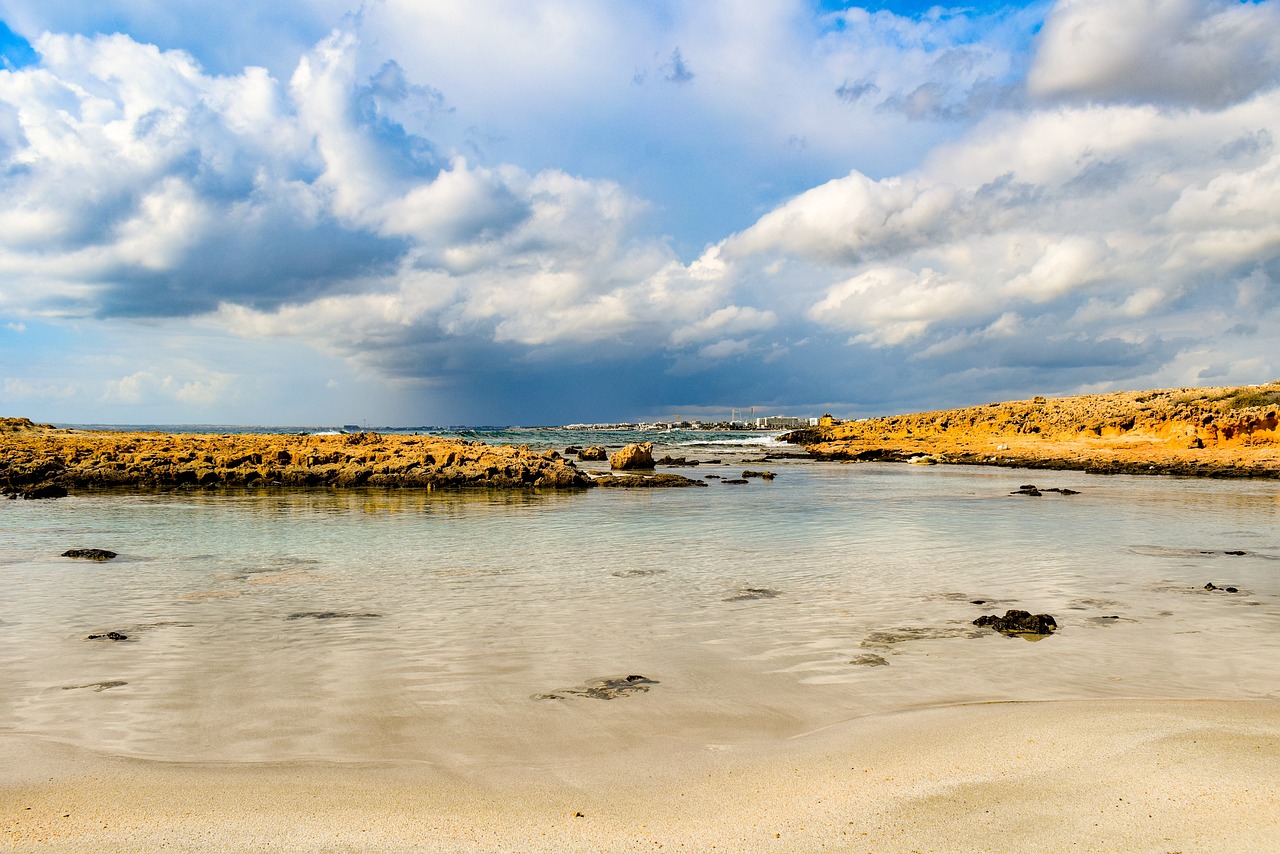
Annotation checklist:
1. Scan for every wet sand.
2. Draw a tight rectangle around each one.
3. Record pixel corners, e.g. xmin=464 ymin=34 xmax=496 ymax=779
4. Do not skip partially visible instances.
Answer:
xmin=4 ymin=699 xmax=1277 ymax=852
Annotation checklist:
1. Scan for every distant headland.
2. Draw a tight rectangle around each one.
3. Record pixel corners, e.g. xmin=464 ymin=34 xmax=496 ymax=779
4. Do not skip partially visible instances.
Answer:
xmin=782 ymin=381 xmax=1280 ymax=478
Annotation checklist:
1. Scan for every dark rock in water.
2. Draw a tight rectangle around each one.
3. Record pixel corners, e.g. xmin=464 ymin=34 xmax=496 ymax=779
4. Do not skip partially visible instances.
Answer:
xmin=722 ymin=478 xmax=749 ymax=485
xmin=533 ymin=674 xmax=658 ymax=701
xmin=1013 ymin=484 xmax=1079 ymax=496
xmin=704 ymin=474 xmax=722 ymax=479
xmin=970 ymin=599 xmax=987 ymax=605
xmin=593 ymin=473 xmax=707 ymax=488
xmin=725 ymin=587 xmax=781 ymax=602
xmin=1206 ymin=583 xmax=1240 ymax=593
xmin=22 ymin=482 xmax=67 ymax=500
xmin=61 ymin=548 xmax=118 ymax=561
xmin=655 ymin=455 xmax=700 ymax=467
xmin=861 ymin=626 xmax=988 ymax=648
xmin=577 ymin=446 xmax=607 ymax=461
xmin=612 ymin=568 xmax=667 ymax=578
xmin=1224 ymin=550 xmax=1246 ymax=556
xmin=285 ymin=611 xmax=381 ymax=620
xmin=973 ymin=609 xmax=1057 ymax=636
xmin=564 ymin=446 xmax=581 ymax=455
xmin=849 ymin=653 xmax=889 ymax=667
xmin=62 ymin=680 xmax=127 ymax=692
xmin=741 ymin=470 xmax=776 ymax=480
xmin=87 ymin=631 xmax=129 ymax=641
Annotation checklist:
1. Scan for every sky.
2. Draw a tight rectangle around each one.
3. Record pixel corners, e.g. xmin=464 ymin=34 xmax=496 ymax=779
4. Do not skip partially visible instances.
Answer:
xmin=1 ymin=1 xmax=1278 ymax=426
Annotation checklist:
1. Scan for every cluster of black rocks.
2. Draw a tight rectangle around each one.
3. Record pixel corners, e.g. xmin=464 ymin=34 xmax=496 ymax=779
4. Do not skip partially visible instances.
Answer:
xmin=5 ymin=483 xmax=67 ymax=500
xmin=1010 ymin=484 xmax=1080 ymax=497
xmin=972 ymin=609 xmax=1058 ymax=636
xmin=61 ymin=548 xmax=117 ymax=561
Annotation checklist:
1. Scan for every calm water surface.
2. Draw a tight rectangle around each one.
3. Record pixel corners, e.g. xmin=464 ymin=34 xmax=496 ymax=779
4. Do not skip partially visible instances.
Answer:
xmin=2 ymin=458 xmax=1278 ymax=775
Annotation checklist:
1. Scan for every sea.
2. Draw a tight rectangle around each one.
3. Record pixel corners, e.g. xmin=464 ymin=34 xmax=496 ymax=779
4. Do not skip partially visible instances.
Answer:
xmin=2 ymin=427 xmax=1278 ymax=779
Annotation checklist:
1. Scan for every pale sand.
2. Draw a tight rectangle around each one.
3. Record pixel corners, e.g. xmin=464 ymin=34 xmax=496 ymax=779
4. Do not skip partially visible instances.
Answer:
xmin=3 ymin=699 xmax=1277 ymax=852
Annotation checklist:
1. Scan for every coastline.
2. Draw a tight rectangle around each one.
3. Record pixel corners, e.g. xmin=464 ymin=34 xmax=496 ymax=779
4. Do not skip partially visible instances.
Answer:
xmin=4 ymin=698 xmax=1277 ymax=852
xmin=785 ymin=382 xmax=1280 ymax=479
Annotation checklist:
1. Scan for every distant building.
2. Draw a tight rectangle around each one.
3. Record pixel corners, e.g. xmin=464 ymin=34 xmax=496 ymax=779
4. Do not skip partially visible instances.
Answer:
xmin=755 ymin=415 xmax=808 ymax=430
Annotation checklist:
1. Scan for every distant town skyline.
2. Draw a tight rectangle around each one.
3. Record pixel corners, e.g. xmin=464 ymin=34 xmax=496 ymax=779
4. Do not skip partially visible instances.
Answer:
xmin=3 ymin=1 xmax=1279 ymax=425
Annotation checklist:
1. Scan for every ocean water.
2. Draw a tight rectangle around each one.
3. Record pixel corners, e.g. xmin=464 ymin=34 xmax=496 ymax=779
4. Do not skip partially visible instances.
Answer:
xmin=2 ymin=438 xmax=1278 ymax=779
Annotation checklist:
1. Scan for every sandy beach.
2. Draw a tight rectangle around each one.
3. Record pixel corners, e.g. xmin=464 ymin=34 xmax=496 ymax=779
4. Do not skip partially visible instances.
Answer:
xmin=3 ymin=698 xmax=1277 ymax=852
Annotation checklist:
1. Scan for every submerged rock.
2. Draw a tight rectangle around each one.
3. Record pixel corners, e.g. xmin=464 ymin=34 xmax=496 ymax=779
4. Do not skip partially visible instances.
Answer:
xmin=86 ymin=631 xmax=129 ymax=641
xmin=849 ymin=653 xmax=889 ymax=667
xmin=741 ymin=470 xmax=776 ymax=480
xmin=22 ymin=482 xmax=67 ymax=500
xmin=725 ymin=587 xmax=781 ymax=602
xmin=533 ymin=674 xmax=658 ymax=701
xmin=861 ymin=626 xmax=987 ymax=648
xmin=612 ymin=568 xmax=667 ymax=578
xmin=62 ymin=680 xmax=127 ymax=692
xmin=973 ymin=609 xmax=1058 ymax=636
xmin=593 ymin=473 xmax=706 ymax=487
xmin=61 ymin=548 xmax=118 ymax=561
xmin=285 ymin=611 xmax=382 ymax=620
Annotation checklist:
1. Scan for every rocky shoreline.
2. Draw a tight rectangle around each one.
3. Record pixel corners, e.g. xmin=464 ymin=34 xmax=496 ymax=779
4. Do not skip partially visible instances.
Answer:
xmin=783 ymin=382 xmax=1280 ymax=479
xmin=0 ymin=418 xmax=609 ymax=495
xmin=6 ymin=381 xmax=1280 ymax=496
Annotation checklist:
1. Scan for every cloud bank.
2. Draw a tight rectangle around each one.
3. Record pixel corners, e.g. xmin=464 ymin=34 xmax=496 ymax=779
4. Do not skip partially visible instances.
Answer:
xmin=0 ymin=0 xmax=1277 ymax=424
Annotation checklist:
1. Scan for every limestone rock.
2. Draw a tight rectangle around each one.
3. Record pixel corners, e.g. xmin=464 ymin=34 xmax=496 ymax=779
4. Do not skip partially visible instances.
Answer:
xmin=610 ymin=442 xmax=655 ymax=470
xmin=782 ymin=381 xmax=1280 ymax=477
xmin=0 ymin=423 xmax=594 ymax=491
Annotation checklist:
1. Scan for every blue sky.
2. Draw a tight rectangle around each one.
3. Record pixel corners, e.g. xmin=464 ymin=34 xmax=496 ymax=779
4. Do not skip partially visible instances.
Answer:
xmin=1 ymin=0 xmax=1278 ymax=426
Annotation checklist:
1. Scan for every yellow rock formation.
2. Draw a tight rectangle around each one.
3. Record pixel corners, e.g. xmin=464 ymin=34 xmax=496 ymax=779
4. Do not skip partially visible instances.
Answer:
xmin=786 ymin=382 xmax=1280 ymax=477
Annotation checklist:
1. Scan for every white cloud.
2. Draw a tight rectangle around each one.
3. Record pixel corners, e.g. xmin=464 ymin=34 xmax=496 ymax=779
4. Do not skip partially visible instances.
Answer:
xmin=723 ymin=83 xmax=1280 ymax=361
xmin=1029 ymin=0 xmax=1280 ymax=108
xmin=3 ymin=377 xmax=77 ymax=399
xmin=1 ymin=1 xmax=1279 ymax=424
xmin=670 ymin=305 xmax=777 ymax=346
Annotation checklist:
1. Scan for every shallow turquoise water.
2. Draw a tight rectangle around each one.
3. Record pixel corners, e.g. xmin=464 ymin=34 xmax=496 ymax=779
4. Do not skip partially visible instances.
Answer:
xmin=2 ymin=458 xmax=1278 ymax=771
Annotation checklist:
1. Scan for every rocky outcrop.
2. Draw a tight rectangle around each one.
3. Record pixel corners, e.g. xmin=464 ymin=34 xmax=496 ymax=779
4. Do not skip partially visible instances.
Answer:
xmin=610 ymin=442 xmax=655 ymax=470
xmin=0 ymin=424 xmax=596 ymax=492
xmin=655 ymin=455 xmax=700 ymax=466
xmin=592 ymin=473 xmax=706 ymax=487
xmin=61 ymin=549 xmax=118 ymax=561
xmin=785 ymin=382 xmax=1280 ymax=478
xmin=577 ymin=446 xmax=608 ymax=461
xmin=973 ymin=610 xmax=1058 ymax=636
